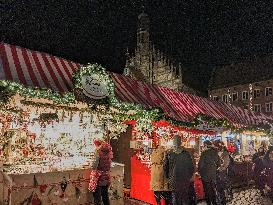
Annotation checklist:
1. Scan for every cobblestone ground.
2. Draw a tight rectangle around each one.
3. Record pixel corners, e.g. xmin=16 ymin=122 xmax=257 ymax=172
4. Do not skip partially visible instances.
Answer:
xmin=125 ymin=188 xmax=273 ymax=205
xmin=197 ymin=188 xmax=272 ymax=205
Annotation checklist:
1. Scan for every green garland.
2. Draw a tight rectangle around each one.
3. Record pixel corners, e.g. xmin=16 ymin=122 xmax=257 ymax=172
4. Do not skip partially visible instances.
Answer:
xmin=0 ymin=80 xmax=75 ymax=104
xmin=0 ymin=63 xmax=272 ymax=136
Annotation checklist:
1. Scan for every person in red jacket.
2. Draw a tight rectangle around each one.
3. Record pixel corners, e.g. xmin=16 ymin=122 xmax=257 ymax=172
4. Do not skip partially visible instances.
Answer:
xmin=92 ymin=140 xmax=113 ymax=205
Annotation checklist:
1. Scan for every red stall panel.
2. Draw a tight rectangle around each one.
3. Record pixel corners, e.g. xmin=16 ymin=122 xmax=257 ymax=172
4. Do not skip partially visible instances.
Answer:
xmin=130 ymin=155 xmax=157 ymax=205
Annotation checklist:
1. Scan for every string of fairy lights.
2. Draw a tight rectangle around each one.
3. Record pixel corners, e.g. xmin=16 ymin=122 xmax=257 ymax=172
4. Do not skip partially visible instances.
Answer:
xmin=0 ymin=64 xmax=272 ymax=174
xmin=0 ymin=63 xmax=271 ymax=134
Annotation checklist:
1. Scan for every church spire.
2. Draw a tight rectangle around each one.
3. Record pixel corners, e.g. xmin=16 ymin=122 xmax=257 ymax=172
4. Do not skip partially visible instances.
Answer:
xmin=137 ymin=12 xmax=150 ymax=49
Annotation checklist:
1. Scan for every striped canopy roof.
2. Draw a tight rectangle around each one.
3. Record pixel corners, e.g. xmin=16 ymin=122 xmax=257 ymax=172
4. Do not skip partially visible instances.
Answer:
xmin=1 ymin=42 xmax=273 ymax=127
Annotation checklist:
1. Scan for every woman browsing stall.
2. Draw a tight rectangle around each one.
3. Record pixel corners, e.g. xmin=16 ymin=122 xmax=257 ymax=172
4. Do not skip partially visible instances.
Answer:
xmin=90 ymin=139 xmax=113 ymax=205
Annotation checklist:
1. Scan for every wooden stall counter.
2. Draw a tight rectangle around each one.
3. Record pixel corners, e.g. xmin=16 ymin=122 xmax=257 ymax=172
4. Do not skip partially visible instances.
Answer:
xmin=1 ymin=162 xmax=124 ymax=205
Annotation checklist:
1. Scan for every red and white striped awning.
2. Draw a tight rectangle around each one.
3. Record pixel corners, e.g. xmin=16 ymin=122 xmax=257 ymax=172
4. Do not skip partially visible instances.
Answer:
xmin=111 ymin=73 xmax=273 ymax=126
xmin=0 ymin=42 xmax=80 ymax=92
xmin=1 ymin=42 xmax=273 ymax=127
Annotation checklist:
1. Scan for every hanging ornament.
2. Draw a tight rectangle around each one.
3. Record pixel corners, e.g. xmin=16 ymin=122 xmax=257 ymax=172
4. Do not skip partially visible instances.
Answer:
xmin=61 ymin=110 xmax=65 ymax=122
xmin=39 ymin=183 xmax=48 ymax=195
xmin=75 ymin=186 xmax=81 ymax=199
xmin=60 ymin=176 xmax=68 ymax=192
xmin=69 ymin=111 xmax=73 ymax=122
xmin=33 ymin=175 xmax=38 ymax=188
xmin=79 ymin=112 xmax=83 ymax=123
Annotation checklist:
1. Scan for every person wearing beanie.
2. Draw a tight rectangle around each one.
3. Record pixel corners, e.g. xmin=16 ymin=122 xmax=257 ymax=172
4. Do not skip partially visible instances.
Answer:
xmin=163 ymin=135 xmax=194 ymax=205
xmin=198 ymin=140 xmax=221 ymax=205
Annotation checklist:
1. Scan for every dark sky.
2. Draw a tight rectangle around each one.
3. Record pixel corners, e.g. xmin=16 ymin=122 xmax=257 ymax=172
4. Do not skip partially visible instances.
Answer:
xmin=1 ymin=0 xmax=273 ymax=92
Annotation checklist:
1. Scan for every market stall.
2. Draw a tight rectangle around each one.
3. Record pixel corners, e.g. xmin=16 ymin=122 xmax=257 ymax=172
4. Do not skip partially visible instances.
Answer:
xmin=221 ymin=130 xmax=270 ymax=187
xmin=0 ymin=59 xmax=128 ymax=204
xmin=1 ymin=42 xmax=273 ymax=205
xmin=128 ymin=120 xmax=216 ymax=204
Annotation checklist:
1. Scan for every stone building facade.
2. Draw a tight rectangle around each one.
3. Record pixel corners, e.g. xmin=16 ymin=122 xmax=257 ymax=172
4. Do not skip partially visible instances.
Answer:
xmin=209 ymin=56 xmax=273 ymax=113
xmin=124 ymin=12 xmax=196 ymax=94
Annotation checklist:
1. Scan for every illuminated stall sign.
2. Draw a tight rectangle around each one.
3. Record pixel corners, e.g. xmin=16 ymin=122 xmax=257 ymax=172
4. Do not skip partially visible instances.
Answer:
xmin=82 ymin=74 xmax=109 ymax=99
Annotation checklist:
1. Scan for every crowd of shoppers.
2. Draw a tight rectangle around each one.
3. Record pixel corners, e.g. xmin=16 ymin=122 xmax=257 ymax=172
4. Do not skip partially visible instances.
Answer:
xmin=150 ymin=137 xmax=236 ymax=205
xmin=89 ymin=137 xmax=272 ymax=205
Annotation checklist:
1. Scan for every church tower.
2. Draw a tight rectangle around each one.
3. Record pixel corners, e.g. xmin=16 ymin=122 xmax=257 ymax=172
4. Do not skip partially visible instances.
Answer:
xmin=137 ymin=12 xmax=150 ymax=52
xmin=124 ymin=12 xmax=196 ymax=95
xmin=136 ymin=12 xmax=152 ymax=83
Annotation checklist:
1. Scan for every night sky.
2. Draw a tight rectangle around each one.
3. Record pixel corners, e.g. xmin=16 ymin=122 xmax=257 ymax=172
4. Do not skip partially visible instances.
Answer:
xmin=1 ymin=0 xmax=273 ymax=92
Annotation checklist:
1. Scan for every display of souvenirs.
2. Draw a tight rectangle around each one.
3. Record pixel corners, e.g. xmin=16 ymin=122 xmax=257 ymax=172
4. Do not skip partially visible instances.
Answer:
xmin=0 ymin=110 xmax=106 ymax=174
xmin=222 ymin=131 xmax=269 ymax=158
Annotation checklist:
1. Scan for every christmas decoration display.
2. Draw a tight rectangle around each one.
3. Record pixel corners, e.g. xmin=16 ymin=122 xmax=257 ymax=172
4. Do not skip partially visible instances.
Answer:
xmin=0 ymin=63 xmax=272 ymax=205
xmin=4 ymin=166 xmax=124 ymax=204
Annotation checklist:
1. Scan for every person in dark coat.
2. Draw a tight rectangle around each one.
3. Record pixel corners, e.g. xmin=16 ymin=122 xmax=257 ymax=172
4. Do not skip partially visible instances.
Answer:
xmin=213 ymin=141 xmax=230 ymax=205
xmin=263 ymin=147 xmax=273 ymax=202
xmin=164 ymin=135 xmax=195 ymax=205
xmin=92 ymin=140 xmax=113 ymax=205
xmin=198 ymin=140 xmax=221 ymax=205
xmin=252 ymin=147 xmax=266 ymax=196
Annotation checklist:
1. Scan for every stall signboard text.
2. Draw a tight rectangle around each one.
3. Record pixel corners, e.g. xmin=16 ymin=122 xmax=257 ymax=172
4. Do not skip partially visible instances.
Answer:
xmin=81 ymin=74 xmax=109 ymax=99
